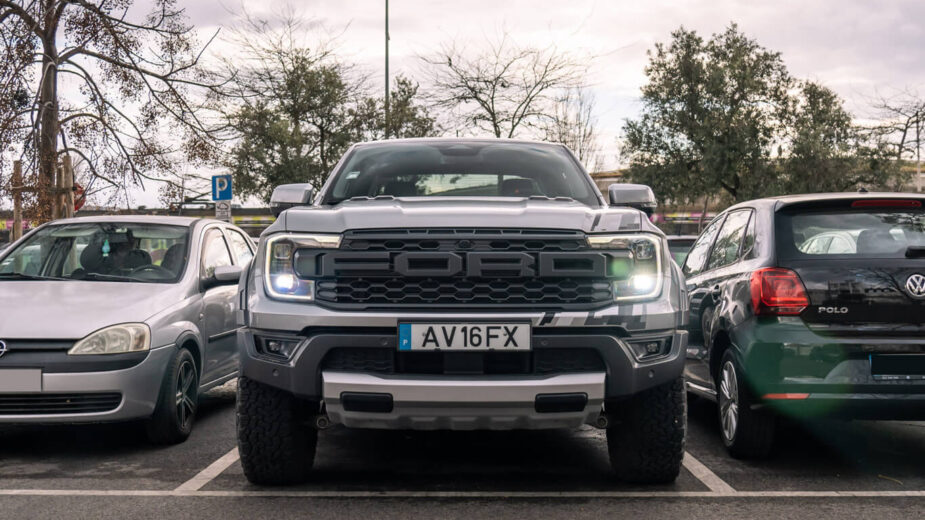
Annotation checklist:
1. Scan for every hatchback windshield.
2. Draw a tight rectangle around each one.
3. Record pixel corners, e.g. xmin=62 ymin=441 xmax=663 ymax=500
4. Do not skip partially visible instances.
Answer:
xmin=0 ymin=223 xmax=190 ymax=283
xmin=323 ymin=141 xmax=600 ymax=206
xmin=777 ymin=206 xmax=925 ymax=259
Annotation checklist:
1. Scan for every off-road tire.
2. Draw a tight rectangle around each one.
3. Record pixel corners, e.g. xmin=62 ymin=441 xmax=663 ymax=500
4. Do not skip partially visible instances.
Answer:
xmin=236 ymin=376 xmax=317 ymax=485
xmin=607 ymin=377 xmax=686 ymax=484
xmin=718 ymin=350 xmax=775 ymax=459
xmin=146 ymin=347 xmax=198 ymax=445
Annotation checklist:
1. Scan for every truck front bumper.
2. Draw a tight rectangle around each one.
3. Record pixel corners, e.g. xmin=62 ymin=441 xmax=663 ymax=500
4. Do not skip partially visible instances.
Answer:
xmin=322 ymin=371 xmax=606 ymax=430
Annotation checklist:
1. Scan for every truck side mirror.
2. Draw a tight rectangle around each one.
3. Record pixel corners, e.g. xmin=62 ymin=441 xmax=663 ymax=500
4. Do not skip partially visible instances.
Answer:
xmin=608 ymin=183 xmax=657 ymax=216
xmin=270 ymin=184 xmax=314 ymax=217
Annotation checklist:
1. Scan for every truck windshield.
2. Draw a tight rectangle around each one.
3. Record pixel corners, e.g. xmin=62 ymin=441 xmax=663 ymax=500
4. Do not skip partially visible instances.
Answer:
xmin=323 ymin=141 xmax=601 ymax=207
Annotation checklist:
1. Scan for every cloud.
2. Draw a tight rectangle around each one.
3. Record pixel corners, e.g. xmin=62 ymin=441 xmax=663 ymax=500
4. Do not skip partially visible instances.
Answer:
xmin=119 ymin=0 xmax=925 ymax=206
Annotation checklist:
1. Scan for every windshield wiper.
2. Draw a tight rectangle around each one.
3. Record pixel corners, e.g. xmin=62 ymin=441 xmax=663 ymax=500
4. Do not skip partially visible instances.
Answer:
xmin=0 ymin=272 xmax=71 ymax=281
xmin=78 ymin=272 xmax=140 ymax=282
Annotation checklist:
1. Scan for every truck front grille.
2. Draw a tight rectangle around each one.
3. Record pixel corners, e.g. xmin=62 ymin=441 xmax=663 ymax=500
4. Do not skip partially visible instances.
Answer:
xmin=309 ymin=229 xmax=613 ymax=310
xmin=315 ymin=278 xmax=613 ymax=307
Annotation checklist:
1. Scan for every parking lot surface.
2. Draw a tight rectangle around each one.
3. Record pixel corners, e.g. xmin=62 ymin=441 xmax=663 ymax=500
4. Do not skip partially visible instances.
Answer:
xmin=1 ymin=382 xmax=923 ymax=518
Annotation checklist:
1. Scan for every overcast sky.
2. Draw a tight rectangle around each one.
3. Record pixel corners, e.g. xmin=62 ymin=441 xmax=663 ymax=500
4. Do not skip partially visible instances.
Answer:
xmin=130 ymin=0 xmax=925 ymax=206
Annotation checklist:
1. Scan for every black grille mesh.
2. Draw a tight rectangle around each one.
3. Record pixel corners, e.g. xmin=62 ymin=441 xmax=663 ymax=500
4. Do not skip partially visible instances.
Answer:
xmin=0 ymin=393 xmax=122 ymax=415
xmin=321 ymin=348 xmax=604 ymax=375
xmin=315 ymin=278 xmax=613 ymax=306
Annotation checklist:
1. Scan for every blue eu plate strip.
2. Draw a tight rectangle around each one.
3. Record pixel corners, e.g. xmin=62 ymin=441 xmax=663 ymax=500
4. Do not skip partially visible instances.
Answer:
xmin=399 ymin=323 xmax=412 ymax=351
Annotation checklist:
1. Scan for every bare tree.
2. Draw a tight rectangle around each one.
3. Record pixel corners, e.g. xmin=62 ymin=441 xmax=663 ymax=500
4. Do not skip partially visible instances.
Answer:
xmin=868 ymin=89 xmax=924 ymax=175
xmin=0 ymin=0 xmax=223 ymax=218
xmin=543 ymin=87 xmax=602 ymax=170
xmin=423 ymin=35 xmax=586 ymax=138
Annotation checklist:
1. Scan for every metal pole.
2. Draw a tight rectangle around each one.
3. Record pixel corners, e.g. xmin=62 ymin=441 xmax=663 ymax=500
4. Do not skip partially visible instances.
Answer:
xmin=384 ymin=0 xmax=390 ymax=139
xmin=12 ymin=160 xmax=23 ymax=241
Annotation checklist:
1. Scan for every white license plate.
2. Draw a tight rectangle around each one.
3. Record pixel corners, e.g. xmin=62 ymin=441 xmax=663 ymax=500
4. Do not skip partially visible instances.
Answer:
xmin=0 ymin=369 xmax=42 ymax=392
xmin=399 ymin=323 xmax=531 ymax=351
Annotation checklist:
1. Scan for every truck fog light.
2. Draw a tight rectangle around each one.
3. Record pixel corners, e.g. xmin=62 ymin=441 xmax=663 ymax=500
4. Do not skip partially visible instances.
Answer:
xmin=627 ymin=338 xmax=671 ymax=360
xmin=255 ymin=336 xmax=301 ymax=360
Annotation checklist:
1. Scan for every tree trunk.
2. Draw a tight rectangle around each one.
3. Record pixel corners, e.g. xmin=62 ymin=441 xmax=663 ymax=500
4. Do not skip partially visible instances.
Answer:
xmin=38 ymin=25 xmax=60 ymax=221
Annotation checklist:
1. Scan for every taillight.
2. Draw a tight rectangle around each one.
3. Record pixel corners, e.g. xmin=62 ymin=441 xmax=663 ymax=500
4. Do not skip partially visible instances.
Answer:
xmin=749 ymin=268 xmax=809 ymax=316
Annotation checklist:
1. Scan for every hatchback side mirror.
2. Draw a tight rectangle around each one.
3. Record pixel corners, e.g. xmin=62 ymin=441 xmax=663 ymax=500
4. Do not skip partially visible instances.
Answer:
xmin=203 ymin=265 xmax=244 ymax=290
xmin=270 ymin=184 xmax=314 ymax=217
xmin=608 ymin=183 xmax=657 ymax=216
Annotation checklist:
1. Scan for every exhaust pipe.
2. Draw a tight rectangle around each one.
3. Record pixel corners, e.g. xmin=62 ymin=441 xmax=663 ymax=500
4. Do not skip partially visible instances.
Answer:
xmin=314 ymin=414 xmax=333 ymax=430
xmin=595 ymin=413 xmax=609 ymax=429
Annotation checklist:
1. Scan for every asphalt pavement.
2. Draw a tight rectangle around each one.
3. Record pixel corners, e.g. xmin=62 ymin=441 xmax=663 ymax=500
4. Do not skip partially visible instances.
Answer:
xmin=1 ymin=382 xmax=923 ymax=518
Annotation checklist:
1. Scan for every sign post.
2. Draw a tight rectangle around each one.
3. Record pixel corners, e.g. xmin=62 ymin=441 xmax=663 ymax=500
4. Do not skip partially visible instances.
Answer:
xmin=212 ymin=174 xmax=233 ymax=222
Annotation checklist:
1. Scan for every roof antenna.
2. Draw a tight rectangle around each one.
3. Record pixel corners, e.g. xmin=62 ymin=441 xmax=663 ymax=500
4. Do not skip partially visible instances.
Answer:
xmin=858 ymin=187 xmax=868 ymax=193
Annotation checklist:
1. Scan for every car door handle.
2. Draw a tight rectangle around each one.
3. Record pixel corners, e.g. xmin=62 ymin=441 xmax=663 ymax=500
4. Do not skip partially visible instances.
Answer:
xmin=710 ymin=285 xmax=722 ymax=298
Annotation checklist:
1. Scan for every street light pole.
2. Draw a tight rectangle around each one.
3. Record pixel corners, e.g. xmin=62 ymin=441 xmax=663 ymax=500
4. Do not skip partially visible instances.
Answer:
xmin=384 ymin=0 xmax=390 ymax=139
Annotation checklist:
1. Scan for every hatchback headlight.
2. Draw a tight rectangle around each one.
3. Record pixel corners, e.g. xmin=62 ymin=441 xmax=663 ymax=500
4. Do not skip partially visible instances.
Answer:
xmin=588 ymin=233 xmax=665 ymax=302
xmin=69 ymin=323 xmax=151 ymax=355
xmin=264 ymin=233 xmax=342 ymax=301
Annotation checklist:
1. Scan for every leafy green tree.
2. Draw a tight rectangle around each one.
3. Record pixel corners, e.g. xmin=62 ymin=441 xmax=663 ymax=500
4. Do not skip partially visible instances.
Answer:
xmin=217 ymin=13 xmax=437 ymax=203
xmin=782 ymin=81 xmax=897 ymax=192
xmin=622 ymin=25 xmax=791 ymax=204
xmin=623 ymin=24 xmax=902 ymax=204
xmin=354 ymin=76 xmax=438 ymax=141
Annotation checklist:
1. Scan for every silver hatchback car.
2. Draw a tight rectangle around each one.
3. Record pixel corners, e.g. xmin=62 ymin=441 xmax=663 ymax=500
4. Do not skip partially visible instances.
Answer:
xmin=0 ymin=216 xmax=252 ymax=443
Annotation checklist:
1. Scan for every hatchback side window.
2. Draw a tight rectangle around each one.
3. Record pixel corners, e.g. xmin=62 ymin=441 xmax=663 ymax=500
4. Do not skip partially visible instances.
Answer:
xmin=225 ymin=229 xmax=254 ymax=265
xmin=201 ymin=229 xmax=233 ymax=278
xmin=706 ymin=210 xmax=751 ymax=270
xmin=682 ymin=216 xmax=725 ymax=277
xmin=741 ymin=213 xmax=758 ymax=259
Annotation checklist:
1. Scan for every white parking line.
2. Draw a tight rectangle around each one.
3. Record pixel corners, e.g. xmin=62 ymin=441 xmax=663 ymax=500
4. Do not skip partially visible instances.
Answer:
xmin=682 ymin=452 xmax=736 ymax=493
xmin=0 ymin=489 xmax=923 ymax=498
xmin=174 ymin=448 xmax=240 ymax=492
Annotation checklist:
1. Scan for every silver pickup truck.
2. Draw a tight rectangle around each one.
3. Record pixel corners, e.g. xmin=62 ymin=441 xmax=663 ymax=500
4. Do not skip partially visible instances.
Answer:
xmin=235 ymin=138 xmax=689 ymax=485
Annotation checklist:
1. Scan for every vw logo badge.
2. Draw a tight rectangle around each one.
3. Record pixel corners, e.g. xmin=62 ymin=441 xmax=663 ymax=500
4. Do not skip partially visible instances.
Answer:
xmin=906 ymin=273 xmax=925 ymax=299
xmin=0 ymin=340 xmax=7 ymax=359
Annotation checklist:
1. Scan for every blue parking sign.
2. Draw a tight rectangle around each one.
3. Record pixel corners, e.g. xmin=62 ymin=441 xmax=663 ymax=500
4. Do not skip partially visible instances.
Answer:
xmin=212 ymin=175 xmax=232 ymax=201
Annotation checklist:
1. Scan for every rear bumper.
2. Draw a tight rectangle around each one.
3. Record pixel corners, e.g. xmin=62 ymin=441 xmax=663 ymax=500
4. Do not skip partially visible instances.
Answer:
xmin=729 ymin=318 xmax=925 ymax=419
xmin=323 ymin=371 xmax=605 ymax=430
xmin=758 ymin=393 xmax=925 ymax=421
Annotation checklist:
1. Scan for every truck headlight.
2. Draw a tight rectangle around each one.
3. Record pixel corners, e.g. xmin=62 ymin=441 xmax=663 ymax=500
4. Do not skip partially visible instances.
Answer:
xmin=69 ymin=323 xmax=151 ymax=355
xmin=264 ymin=233 xmax=341 ymax=301
xmin=588 ymin=233 xmax=665 ymax=302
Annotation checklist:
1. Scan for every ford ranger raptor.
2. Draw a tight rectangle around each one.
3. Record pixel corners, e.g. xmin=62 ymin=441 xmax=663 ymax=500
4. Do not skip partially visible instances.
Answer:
xmin=234 ymin=138 xmax=689 ymax=484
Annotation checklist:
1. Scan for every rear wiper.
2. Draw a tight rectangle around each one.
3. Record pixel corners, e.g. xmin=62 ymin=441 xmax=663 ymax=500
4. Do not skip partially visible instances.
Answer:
xmin=0 ymin=272 xmax=70 ymax=281
xmin=527 ymin=195 xmax=576 ymax=202
xmin=906 ymin=246 xmax=925 ymax=259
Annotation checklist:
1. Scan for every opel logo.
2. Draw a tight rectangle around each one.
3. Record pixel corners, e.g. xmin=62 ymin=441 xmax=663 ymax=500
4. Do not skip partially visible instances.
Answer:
xmin=906 ymin=273 xmax=925 ymax=299
xmin=0 ymin=340 xmax=7 ymax=359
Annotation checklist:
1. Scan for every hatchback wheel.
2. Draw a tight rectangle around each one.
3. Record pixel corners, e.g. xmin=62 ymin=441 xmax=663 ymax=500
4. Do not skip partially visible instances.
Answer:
xmin=717 ymin=350 xmax=775 ymax=459
xmin=146 ymin=347 xmax=199 ymax=445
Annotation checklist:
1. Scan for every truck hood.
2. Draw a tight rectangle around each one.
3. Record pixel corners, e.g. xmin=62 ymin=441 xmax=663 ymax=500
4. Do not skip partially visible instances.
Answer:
xmin=0 ymin=281 xmax=185 ymax=339
xmin=279 ymin=198 xmax=653 ymax=234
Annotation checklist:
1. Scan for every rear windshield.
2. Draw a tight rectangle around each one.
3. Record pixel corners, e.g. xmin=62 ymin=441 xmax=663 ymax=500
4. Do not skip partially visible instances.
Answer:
xmin=322 ymin=141 xmax=600 ymax=207
xmin=776 ymin=205 xmax=925 ymax=259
